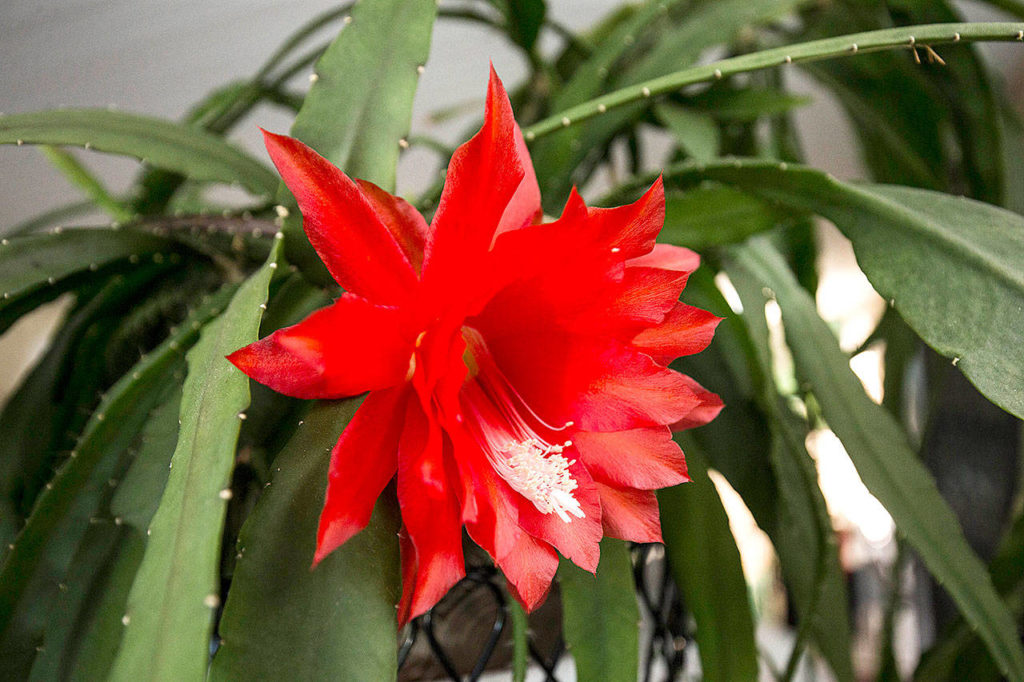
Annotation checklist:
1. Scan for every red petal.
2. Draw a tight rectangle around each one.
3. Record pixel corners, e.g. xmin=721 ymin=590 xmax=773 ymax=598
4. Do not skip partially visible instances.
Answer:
xmin=595 ymin=483 xmax=663 ymax=543
xmin=572 ymin=349 xmax=703 ymax=431
xmin=592 ymin=245 xmax=698 ymax=332
xmin=396 ymin=400 xmax=465 ymax=623
xmin=572 ymin=426 xmax=689 ymax=490
xmin=493 ymin=179 xmax=663 ymax=260
xmin=262 ymin=130 xmax=418 ymax=305
xmin=469 ymin=314 xmax=701 ymax=432
xmin=313 ymin=386 xmax=409 ymax=563
xmin=633 ymin=303 xmax=722 ymax=364
xmin=493 ymin=120 xmax=542 ymax=238
xmin=670 ymin=375 xmax=724 ymax=431
xmin=356 ymin=178 xmax=428 ymax=273
xmin=498 ymin=532 xmax=559 ymax=612
xmin=515 ymin=457 xmax=603 ymax=573
xmin=481 ymin=180 xmax=665 ymax=299
xmin=397 ymin=528 xmax=417 ymax=627
xmin=581 ymin=177 xmax=665 ymax=258
xmin=627 ymin=243 xmax=699 ymax=272
xmin=422 ymin=67 xmax=532 ymax=291
xmin=451 ymin=433 xmax=558 ymax=612
xmin=448 ymin=425 xmax=522 ymax=561
xmin=600 ymin=265 xmax=690 ymax=329
xmin=473 ymin=184 xmax=678 ymax=342
xmin=227 ymin=294 xmax=413 ymax=399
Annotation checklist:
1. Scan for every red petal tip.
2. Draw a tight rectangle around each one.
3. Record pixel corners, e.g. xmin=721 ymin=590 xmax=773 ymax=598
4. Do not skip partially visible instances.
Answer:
xmin=487 ymin=61 xmax=503 ymax=90
xmin=649 ymin=175 xmax=665 ymax=200
xmin=311 ymin=543 xmax=331 ymax=568
xmin=485 ymin=64 xmax=510 ymax=110
xmin=225 ymin=346 xmax=253 ymax=373
xmin=260 ymin=129 xmax=304 ymax=169
xmin=260 ymin=127 xmax=287 ymax=143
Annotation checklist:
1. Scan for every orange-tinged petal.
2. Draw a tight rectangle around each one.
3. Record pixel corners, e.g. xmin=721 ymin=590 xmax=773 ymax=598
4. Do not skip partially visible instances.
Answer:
xmin=573 ymin=352 xmax=703 ymax=431
xmin=626 ymin=243 xmax=700 ymax=272
xmin=572 ymin=426 xmax=689 ymax=490
xmin=499 ymin=532 xmax=559 ymax=612
xmin=633 ymin=303 xmax=722 ymax=364
xmin=580 ymin=176 xmax=665 ymax=258
xmin=595 ymin=483 xmax=663 ymax=543
xmin=515 ymin=457 xmax=603 ymax=573
xmin=670 ymin=375 xmax=725 ymax=431
xmin=600 ymin=265 xmax=690 ymax=328
xmin=454 ymin=437 xmax=522 ymax=561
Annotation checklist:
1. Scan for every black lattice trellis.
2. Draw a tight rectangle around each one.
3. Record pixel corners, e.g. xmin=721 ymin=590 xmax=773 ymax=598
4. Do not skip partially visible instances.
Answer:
xmin=397 ymin=544 xmax=692 ymax=681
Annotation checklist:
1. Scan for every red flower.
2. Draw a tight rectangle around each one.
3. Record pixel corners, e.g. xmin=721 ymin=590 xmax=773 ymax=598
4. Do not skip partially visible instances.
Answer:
xmin=228 ymin=68 xmax=722 ymax=624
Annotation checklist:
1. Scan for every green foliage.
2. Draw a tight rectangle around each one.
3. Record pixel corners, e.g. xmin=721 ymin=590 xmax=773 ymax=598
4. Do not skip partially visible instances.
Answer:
xmin=559 ymin=538 xmax=639 ymax=682
xmin=663 ymin=161 xmax=1024 ymax=420
xmin=508 ymin=597 xmax=529 ymax=682
xmin=2 ymin=1 xmax=1024 ymax=680
xmin=279 ymin=0 xmax=437 ymax=284
xmin=0 ymin=263 xmax=181 ymax=547
xmin=726 ymin=263 xmax=856 ymax=682
xmin=0 ymin=110 xmax=278 ymax=198
xmin=0 ymin=228 xmax=175 ymax=334
xmin=493 ymin=0 xmax=547 ymax=52
xmin=209 ymin=400 xmax=401 ymax=682
xmin=661 ymin=184 xmax=800 ymax=249
xmin=659 ymin=446 xmax=759 ymax=682
xmin=733 ymin=240 xmax=1024 ymax=680
xmin=108 ymin=244 xmax=280 ymax=681
xmin=0 ymin=286 xmax=233 ymax=679
xmin=287 ymin=2 xmax=436 ymax=191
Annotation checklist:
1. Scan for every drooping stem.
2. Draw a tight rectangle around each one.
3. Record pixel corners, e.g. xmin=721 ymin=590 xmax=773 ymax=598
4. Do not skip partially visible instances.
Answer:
xmin=508 ymin=597 xmax=529 ymax=682
xmin=523 ymin=22 xmax=1024 ymax=141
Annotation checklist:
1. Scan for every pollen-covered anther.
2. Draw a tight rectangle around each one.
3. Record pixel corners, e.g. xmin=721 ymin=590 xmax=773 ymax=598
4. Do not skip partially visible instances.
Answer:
xmin=488 ymin=437 xmax=585 ymax=523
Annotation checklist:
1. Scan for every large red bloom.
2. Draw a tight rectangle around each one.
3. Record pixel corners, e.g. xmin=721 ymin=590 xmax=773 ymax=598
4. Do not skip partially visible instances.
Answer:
xmin=229 ymin=68 xmax=722 ymax=624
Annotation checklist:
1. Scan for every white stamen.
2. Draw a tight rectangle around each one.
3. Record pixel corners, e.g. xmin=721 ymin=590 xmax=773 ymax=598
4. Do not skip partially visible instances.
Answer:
xmin=463 ymin=328 xmax=583 ymax=522
xmin=486 ymin=438 xmax=585 ymax=522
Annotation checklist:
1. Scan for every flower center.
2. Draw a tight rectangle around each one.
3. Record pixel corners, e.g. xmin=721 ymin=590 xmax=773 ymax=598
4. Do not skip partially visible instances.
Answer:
xmin=461 ymin=328 xmax=584 ymax=523
xmin=486 ymin=436 xmax=583 ymax=522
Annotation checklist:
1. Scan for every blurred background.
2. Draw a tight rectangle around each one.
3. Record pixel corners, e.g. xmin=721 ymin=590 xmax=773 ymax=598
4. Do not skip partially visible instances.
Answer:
xmin=2 ymin=1 xmax=1023 ymax=679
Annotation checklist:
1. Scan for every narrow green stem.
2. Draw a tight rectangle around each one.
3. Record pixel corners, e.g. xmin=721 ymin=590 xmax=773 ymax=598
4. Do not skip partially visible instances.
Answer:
xmin=780 ymin=537 xmax=833 ymax=682
xmin=772 ymin=403 xmax=836 ymax=682
xmin=523 ymin=22 xmax=1024 ymax=141
xmin=877 ymin=540 xmax=907 ymax=677
xmin=254 ymin=4 xmax=354 ymax=82
xmin=40 ymin=146 xmax=133 ymax=222
xmin=266 ymin=43 xmax=328 ymax=89
xmin=406 ymin=135 xmax=454 ymax=158
xmin=508 ymin=597 xmax=529 ymax=682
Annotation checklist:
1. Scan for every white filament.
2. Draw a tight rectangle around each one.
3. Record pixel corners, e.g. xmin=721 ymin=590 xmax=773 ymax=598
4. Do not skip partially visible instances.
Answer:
xmin=485 ymin=437 xmax=584 ymax=523
xmin=462 ymin=328 xmax=584 ymax=523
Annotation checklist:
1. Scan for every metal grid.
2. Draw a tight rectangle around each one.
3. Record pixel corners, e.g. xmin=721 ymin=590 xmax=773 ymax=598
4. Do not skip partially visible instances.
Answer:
xmin=397 ymin=544 xmax=691 ymax=681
